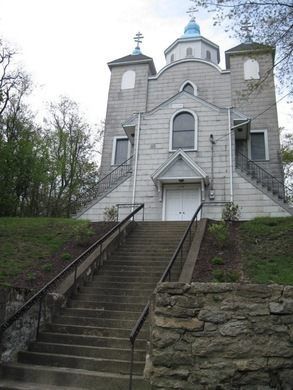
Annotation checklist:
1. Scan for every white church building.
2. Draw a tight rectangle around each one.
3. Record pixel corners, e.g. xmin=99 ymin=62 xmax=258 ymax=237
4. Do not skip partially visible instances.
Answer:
xmin=77 ymin=17 xmax=292 ymax=221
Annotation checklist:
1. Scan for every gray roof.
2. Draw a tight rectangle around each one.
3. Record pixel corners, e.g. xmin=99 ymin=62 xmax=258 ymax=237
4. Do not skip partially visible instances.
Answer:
xmin=108 ymin=54 xmax=156 ymax=75
xmin=225 ymin=42 xmax=275 ymax=68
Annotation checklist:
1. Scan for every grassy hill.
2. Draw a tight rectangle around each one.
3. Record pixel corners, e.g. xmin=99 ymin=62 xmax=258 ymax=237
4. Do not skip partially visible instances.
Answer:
xmin=0 ymin=218 xmax=115 ymax=289
xmin=193 ymin=216 xmax=293 ymax=285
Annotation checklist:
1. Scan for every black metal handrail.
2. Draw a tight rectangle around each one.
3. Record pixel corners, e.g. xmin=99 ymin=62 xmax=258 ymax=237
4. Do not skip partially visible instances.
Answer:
xmin=0 ymin=203 xmax=144 ymax=339
xmin=236 ymin=152 xmax=292 ymax=204
xmin=128 ymin=204 xmax=203 ymax=390
xmin=75 ymin=155 xmax=134 ymax=211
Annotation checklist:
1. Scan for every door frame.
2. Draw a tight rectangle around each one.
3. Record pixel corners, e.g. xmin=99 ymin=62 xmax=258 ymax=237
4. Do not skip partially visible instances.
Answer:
xmin=162 ymin=183 xmax=201 ymax=221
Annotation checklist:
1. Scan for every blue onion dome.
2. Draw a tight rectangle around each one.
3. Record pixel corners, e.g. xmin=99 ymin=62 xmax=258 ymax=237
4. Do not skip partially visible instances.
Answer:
xmin=132 ymin=46 xmax=141 ymax=55
xmin=182 ymin=17 xmax=200 ymax=38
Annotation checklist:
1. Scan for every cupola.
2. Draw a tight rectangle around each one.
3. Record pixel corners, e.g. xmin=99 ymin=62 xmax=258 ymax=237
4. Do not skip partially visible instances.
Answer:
xmin=164 ymin=17 xmax=220 ymax=65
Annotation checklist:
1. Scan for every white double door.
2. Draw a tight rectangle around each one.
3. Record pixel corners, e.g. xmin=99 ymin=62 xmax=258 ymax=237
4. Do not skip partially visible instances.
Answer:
xmin=164 ymin=185 xmax=201 ymax=221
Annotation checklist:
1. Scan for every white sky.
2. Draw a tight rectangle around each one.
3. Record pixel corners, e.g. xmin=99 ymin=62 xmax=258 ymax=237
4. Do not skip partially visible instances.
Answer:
xmin=0 ymin=0 xmax=291 ymax=130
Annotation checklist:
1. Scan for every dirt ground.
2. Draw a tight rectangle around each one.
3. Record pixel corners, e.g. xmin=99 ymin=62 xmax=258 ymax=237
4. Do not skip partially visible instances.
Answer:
xmin=192 ymin=221 xmax=243 ymax=282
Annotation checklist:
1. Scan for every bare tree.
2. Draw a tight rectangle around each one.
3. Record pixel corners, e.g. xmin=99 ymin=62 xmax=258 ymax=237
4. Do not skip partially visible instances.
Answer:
xmin=191 ymin=1 xmax=293 ymax=91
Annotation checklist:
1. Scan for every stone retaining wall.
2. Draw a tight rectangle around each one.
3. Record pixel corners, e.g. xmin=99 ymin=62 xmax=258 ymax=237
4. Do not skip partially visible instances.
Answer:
xmin=147 ymin=282 xmax=293 ymax=389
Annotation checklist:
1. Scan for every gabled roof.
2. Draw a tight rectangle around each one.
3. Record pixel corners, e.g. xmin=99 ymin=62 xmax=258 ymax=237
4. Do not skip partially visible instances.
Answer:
xmin=108 ymin=54 xmax=157 ymax=75
xmin=225 ymin=42 xmax=275 ymax=68
xmin=152 ymin=149 xmax=209 ymax=187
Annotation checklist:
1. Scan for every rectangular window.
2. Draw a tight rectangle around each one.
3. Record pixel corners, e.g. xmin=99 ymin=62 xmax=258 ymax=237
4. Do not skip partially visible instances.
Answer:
xmin=112 ymin=137 xmax=129 ymax=165
xmin=250 ymin=130 xmax=269 ymax=161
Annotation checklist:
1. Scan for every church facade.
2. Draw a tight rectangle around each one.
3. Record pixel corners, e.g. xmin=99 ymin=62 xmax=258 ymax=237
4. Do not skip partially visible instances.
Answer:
xmin=78 ymin=18 xmax=291 ymax=221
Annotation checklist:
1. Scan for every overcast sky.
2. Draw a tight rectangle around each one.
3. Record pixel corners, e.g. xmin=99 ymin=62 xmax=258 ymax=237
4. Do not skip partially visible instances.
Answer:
xmin=0 ymin=0 xmax=291 ymax=130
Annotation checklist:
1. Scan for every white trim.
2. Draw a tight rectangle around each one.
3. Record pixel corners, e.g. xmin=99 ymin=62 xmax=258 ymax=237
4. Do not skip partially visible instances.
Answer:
xmin=248 ymin=129 xmax=269 ymax=161
xmin=179 ymin=80 xmax=198 ymax=96
xmin=152 ymin=149 xmax=209 ymax=186
xmin=169 ymin=109 xmax=198 ymax=152
xmin=149 ymin=58 xmax=230 ymax=80
xmin=111 ymin=136 xmax=131 ymax=166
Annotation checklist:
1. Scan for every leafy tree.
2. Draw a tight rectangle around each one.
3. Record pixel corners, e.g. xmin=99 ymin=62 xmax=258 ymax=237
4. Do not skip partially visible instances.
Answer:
xmin=281 ymin=128 xmax=293 ymax=187
xmin=191 ymin=0 xmax=293 ymax=90
xmin=44 ymin=97 xmax=99 ymax=217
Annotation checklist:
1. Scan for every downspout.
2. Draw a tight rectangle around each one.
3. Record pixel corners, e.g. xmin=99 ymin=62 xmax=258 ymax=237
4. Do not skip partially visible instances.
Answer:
xmin=228 ymin=107 xmax=233 ymax=202
xmin=131 ymin=112 xmax=141 ymax=206
xmin=209 ymin=134 xmax=216 ymax=200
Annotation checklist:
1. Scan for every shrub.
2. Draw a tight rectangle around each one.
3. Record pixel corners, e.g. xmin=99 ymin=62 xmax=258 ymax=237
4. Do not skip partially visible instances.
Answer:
xmin=208 ymin=222 xmax=229 ymax=249
xmin=41 ymin=263 xmax=53 ymax=272
xmin=211 ymin=256 xmax=224 ymax=265
xmin=72 ymin=222 xmax=94 ymax=246
xmin=104 ymin=206 xmax=118 ymax=222
xmin=212 ymin=269 xmax=240 ymax=283
xmin=222 ymin=202 xmax=240 ymax=222
xmin=61 ymin=252 xmax=72 ymax=261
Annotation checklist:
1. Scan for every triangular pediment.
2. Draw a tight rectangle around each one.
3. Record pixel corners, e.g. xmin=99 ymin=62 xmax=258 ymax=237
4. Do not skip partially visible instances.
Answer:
xmin=145 ymin=91 xmax=224 ymax=118
xmin=152 ymin=149 xmax=209 ymax=186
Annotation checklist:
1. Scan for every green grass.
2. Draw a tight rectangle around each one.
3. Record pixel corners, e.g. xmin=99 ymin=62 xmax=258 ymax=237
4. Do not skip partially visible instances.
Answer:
xmin=240 ymin=217 xmax=293 ymax=285
xmin=0 ymin=218 xmax=92 ymax=285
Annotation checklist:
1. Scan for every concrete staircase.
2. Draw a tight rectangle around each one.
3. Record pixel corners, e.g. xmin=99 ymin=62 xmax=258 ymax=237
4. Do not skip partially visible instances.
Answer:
xmin=0 ymin=221 xmax=188 ymax=390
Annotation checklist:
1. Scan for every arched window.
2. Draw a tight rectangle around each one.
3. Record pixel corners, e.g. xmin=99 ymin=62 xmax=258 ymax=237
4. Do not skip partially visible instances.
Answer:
xmin=244 ymin=59 xmax=260 ymax=80
xmin=121 ymin=70 xmax=136 ymax=89
xmin=180 ymin=81 xmax=197 ymax=96
xmin=171 ymin=111 xmax=197 ymax=150
xmin=206 ymin=50 xmax=211 ymax=60
xmin=183 ymin=83 xmax=194 ymax=95
xmin=170 ymin=54 xmax=175 ymax=63
xmin=186 ymin=47 xmax=193 ymax=57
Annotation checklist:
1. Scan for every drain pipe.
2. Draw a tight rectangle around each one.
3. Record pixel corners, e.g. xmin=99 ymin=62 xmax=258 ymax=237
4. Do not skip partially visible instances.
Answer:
xmin=131 ymin=112 xmax=141 ymax=206
xmin=228 ymin=107 xmax=233 ymax=202
xmin=209 ymin=134 xmax=216 ymax=200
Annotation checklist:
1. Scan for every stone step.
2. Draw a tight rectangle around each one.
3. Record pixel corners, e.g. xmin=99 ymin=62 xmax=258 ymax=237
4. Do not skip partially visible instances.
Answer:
xmin=0 ymin=379 xmax=82 ymax=390
xmin=56 ymin=315 xmax=143 ymax=329
xmin=62 ymin=308 xmax=142 ymax=320
xmin=29 ymin=342 xmax=146 ymax=362
xmin=86 ymin=281 xmax=156 ymax=290
xmin=99 ymin=264 xmax=167 ymax=271
xmin=68 ymin=300 xmax=146 ymax=312
xmin=92 ymin=274 xmax=161 ymax=284
xmin=108 ymin=255 xmax=173 ymax=261
xmin=18 ymin=351 xmax=144 ymax=375
xmin=0 ymin=363 xmax=150 ymax=389
xmin=38 ymin=332 xmax=147 ymax=350
xmin=79 ymin=286 xmax=153 ymax=296
xmin=96 ymin=269 xmax=166 ymax=277
xmin=73 ymin=293 xmax=149 ymax=305
xmin=46 ymin=323 xmax=149 ymax=339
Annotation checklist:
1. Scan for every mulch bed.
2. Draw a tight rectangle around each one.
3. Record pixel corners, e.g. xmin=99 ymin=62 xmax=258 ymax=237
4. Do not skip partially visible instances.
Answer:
xmin=192 ymin=220 xmax=243 ymax=282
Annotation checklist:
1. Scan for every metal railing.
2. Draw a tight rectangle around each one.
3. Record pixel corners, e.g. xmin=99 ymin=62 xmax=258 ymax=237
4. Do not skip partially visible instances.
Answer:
xmin=128 ymin=204 xmax=203 ymax=390
xmin=116 ymin=203 xmax=145 ymax=221
xmin=0 ymin=204 xmax=144 ymax=343
xmin=236 ymin=152 xmax=292 ymax=204
xmin=75 ymin=156 xmax=134 ymax=212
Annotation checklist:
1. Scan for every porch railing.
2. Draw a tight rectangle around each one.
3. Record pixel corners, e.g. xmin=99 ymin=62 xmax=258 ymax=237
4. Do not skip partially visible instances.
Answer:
xmin=0 ymin=204 xmax=144 ymax=342
xmin=128 ymin=203 xmax=203 ymax=390
xmin=236 ymin=152 xmax=292 ymax=204
xmin=74 ymin=155 xmax=134 ymax=212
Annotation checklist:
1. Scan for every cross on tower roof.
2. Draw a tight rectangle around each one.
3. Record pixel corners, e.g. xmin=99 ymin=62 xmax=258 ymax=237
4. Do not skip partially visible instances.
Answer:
xmin=186 ymin=5 xmax=198 ymax=20
xmin=241 ymin=21 xmax=253 ymax=43
xmin=133 ymin=32 xmax=144 ymax=48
